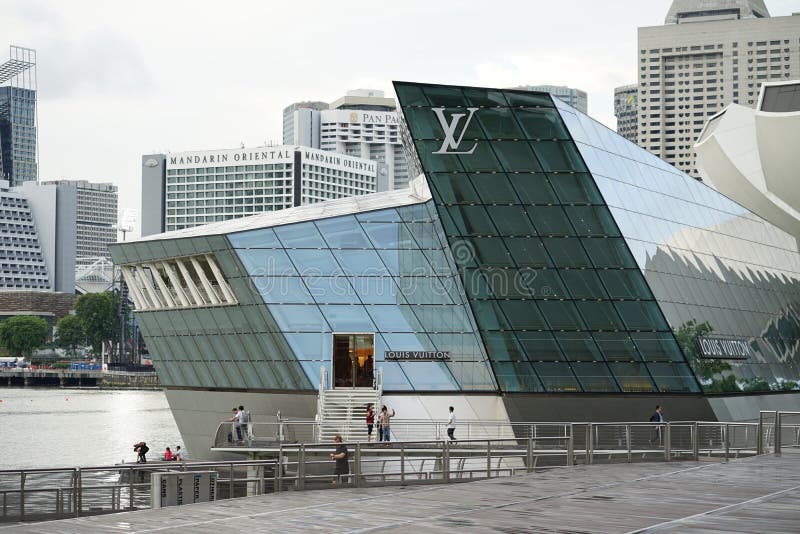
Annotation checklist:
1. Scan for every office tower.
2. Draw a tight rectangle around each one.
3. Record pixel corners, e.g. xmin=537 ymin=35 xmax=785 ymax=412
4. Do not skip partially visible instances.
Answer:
xmin=141 ymin=145 xmax=378 ymax=234
xmin=638 ymin=1 xmax=800 ymax=178
xmin=0 ymin=46 xmax=37 ymax=186
xmin=614 ymin=84 xmax=639 ymax=143
xmin=511 ymin=85 xmax=588 ymax=113
xmin=287 ymin=89 xmax=408 ymax=190
xmin=282 ymin=101 xmax=328 ymax=145
xmin=0 ymin=181 xmax=51 ymax=290
xmin=42 ymin=180 xmax=118 ymax=262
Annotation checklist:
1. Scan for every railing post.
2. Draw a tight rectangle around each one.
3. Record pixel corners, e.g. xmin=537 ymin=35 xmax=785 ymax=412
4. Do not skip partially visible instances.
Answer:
xmin=587 ymin=423 xmax=594 ymax=465
xmin=298 ymin=445 xmax=306 ymax=490
xmin=400 ymin=443 xmax=405 ymax=484
xmin=76 ymin=468 xmax=82 ymax=517
xmin=486 ymin=440 xmax=492 ymax=478
xmin=274 ymin=447 xmax=283 ymax=493
xmin=527 ymin=437 xmax=533 ymax=473
xmin=664 ymin=423 xmax=671 ymax=462
xmin=567 ymin=424 xmax=574 ymax=467
xmin=626 ymin=424 xmax=632 ymax=463
xmin=724 ymin=424 xmax=730 ymax=462
xmin=229 ymin=463 xmax=235 ymax=498
xmin=354 ymin=443 xmax=361 ymax=488
xmin=775 ymin=412 xmax=782 ymax=456
xmin=757 ymin=412 xmax=764 ymax=455
xmin=129 ymin=467 xmax=134 ymax=511
xmin=692 ymin=422 xmax=699 ymax=461
xmin=19 ymin=471 xmax=25 ymax=521
xmin=443 ymin=440 xmax=450 ymax=482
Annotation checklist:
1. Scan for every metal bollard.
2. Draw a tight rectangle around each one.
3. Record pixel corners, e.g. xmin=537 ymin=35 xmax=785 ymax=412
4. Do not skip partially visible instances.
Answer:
xmin=486 ymin=440 xmax=492 ymax=478
xmin=443 ymin=440 xmax=450 ymax=482
xmin=775 ymin=412 xmax=782 ymax=456
xmin=354 ymin=443 xmax=361 ymax=488
xmin=626 ymin=424 xmax=632 ymax=463
xmin=298 ymin=445 xmax=306 ymax=490
xmin=527 ymin=438 xmax=533 ymax=473
xmin=692 ymin=422 xmax=699 ymax=461
xmin=757 ymin=413 xmax=764 ymax=455
xmin=587 ymin=423 xmax=594 ymax=465
xmin=724 ymin=424 xmax=730 ymax=462
xmin=664 ymin=424 xmax=671 ymax=462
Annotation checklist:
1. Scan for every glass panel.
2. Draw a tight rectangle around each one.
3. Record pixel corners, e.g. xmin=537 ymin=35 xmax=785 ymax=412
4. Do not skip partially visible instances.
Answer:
xmin=582 ymin=238 xmax=637 ymax=268
xmin=367 ymin=305 xmax=421 ymax=332
xmin=593 ymin=333 xmax=642 ymax=362
xmin=400 ymin=362 xmax=458 ymax=391
xmin=471 ymin=237 xmax=514 ymax=267
xmin=498 ymin=300 xmax=547 ymax=330
xmin=305 ymin=277 xmax=360 ymax=304
xmin=517 ymin=331 xmax=565 ymax=361
xmin=317 ymin=305 xmax=375 ymax=331
xmin=528 ymin=206 xmax=575 ymax=236
xmin=542 ymin=237 xmax=591 ymax=267
xmin=598 ymin=270 xmax=653 ymax=299
xmin=576 ymin=301 xmax=625 ymax=330
xmin=538 ymin=300 xmax=586 ymax=330
xmin=508 ymin=174 xmax=559 ymax=204
xmin=533 ymin=141 xmax=588 ymax=172
xmin=470 ymin=300 xmax=512 ymax=330
xmin=526 ymin=269 xmax=568 ymax=299
xmin=565 ymin=206 xmax=620 ymax=236
xmin=483 ymin=331 xmax=525 ymax=361
xmin=229 ymin=228 xmax=281 ymax=248
xmin=463 ymin=87 xmax=509 ymax=107
xmin=350 ymin=277 xmax=405 ymax=305
xmin=236 ymin=249 xmax=297 ymax=276
xmin=427 ymin=173 xmax=481 ymax=204
xmin=254 ymin=277 xmax=312 ymax=304
xmin=503 ymin=91 xmax=554 ymax=107
xmin=475 ymin=108 xmax=523 ymax=139
xmin=377 ymin=249 xmax=433 ymax=276
xmin=614 ymin=301 xmax=669 ymax=331
xmin=459 ymin=142 xmax=503 ymax=173
xmin=631 ymin=333 xmax=686 ymax=362
xmin=549 ymin=173 xmax=603 ymax=204
xmin=514 ymin=108 xmax=569 ymax=139
xmin=491 ymin=141 xmax=541 ymax=172
xmin=559 ymin=270 xmax=609 ymax=299
xmin=274 ymin=222 xmax=326 ymax=248
xmin=571 ymin=362 xmax=620 ymax=392
xmin=315 ymin=216 xmax=372 ymax=248
xmin=332 ymin=249 xmax=389 ymax=276
xmin=505 ymin=237 xmax=552 ymax=268
xmin=555 ymin=332 xmax=603 ymax=362
xmin=646 ymin=362 xmax=700 ymax=393
xmin=469 ymin=174 xmax=520 ymax=204
xmin=287 ymin=249 xmax=343 ymax=276
xmin=443 ymin=206 xmax=497 ymax=236
xmin=533 ymin=362 xmax=581 ymax=392
xmin=608 ymin=362 xmax=657 ymax=392
xmin=362 ymin=222 xmax=417 ymax=249
xmin=494 ymin=361 xmax=545 ymax=392
xmin=268 ymin=304 xmax=330 ymax=332
xmin=486 ymin=206 xmax=537 ymax=236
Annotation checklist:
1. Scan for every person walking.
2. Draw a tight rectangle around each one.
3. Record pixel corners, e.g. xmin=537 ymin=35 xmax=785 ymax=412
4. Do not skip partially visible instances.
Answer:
xmin=446 ymin=406 xmax=457 ymax=441
xmin=329 ymin=434 xmax=349 ymax=486
xmin=238 ymin=405 xmax=252 ymax=441
xmin=380 ymin=405 xmax=395 ymax=442
xmin=649 ymin=405 xmax=665 ymax=447
xmin=366 ymin=404 xmax=375 ymax=442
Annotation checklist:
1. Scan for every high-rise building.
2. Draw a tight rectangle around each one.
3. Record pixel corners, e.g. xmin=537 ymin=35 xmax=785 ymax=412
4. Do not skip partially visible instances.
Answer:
xmin=141 ymin=145 xmax=378 ymax=234
xmin=282 ymin=101 xmax=327 ymax=145
xmin=614 ymin=84 xmax=639 ymax=143
xmin=0 ymin=46 xmax=37 ymax=186
xmin=637 ymin=1 xmax=800 ymax=178
xmin=286 ymin=89 xmax=409 ymax=190
xmin=42 ymin=180 xmax=118 ymax=263
xmin=511 ymin=85 xmax=588 ymax=113
xmin=0 ymin=181 xmax=51 ymax=290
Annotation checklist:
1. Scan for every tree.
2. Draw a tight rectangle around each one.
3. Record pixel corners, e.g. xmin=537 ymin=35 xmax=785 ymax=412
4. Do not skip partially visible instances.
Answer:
xmin=674 ymin=319 xmax=740 ymax=393
xmin=75 ymin=292 xmax=115 ymax=356
xmin=55 ymin=314 xmax=85 ymax=357
xmin=0 ymin=315 xmax=50 ymax=358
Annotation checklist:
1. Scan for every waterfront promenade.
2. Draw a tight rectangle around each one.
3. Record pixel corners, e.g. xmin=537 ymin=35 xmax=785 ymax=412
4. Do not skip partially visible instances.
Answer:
xmin=7 ymin=454 xmax=798 ymax=533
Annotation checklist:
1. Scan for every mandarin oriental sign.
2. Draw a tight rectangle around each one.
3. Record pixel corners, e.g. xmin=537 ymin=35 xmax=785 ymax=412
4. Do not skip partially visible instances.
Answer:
xmin=695 ymin=336 xmax=753 ymax=360
xmin=385 ymin=351 xmax=452 ymax=361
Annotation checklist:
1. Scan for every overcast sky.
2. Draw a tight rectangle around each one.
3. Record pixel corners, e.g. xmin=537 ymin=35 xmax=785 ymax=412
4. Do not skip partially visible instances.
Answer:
xmin=2 ymin=0 xmax=798 ymax=237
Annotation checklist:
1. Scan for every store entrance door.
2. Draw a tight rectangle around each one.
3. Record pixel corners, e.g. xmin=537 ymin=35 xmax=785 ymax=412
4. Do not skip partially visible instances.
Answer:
xmin=332 ymin=333 xmax=375 ymax=388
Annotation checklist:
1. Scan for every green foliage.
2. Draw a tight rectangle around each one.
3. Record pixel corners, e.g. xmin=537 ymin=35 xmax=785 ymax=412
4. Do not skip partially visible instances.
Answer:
xmin=55 ymin=314 xmax=85 ymax=357
xmin=773 ymin=379 xmax=799 ymax=392
xmin=75 ymin=292 xmax=115 ymax=356
xmin=704 ymin=375 xmax=741 ymax=394
xmin=0 ymin=315 xmax=50 ymax=358
xmin=740 ymin=377 xmax=771 ymax=392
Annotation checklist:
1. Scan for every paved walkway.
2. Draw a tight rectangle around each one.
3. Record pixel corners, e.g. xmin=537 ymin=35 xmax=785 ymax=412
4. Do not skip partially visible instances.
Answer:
xmin=4 ymin=455 xmax=799 ymax=533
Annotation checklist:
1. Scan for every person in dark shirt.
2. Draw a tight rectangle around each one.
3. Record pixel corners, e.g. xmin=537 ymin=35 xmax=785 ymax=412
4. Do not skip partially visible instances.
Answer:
xmin=329 ymin=434 xmax=349 ymax=486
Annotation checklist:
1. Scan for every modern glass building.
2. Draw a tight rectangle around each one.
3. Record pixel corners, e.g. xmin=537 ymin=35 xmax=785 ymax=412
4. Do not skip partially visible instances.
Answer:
xmin=111 ymin=82 xmax=800 ymax=457
xmin=0 ymin=46 xmax=37 ymax=186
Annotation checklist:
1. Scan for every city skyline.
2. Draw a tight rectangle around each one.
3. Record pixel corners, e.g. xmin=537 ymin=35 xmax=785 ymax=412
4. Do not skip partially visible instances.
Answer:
xmin=2 ymin=0 xmax=799 ymax=237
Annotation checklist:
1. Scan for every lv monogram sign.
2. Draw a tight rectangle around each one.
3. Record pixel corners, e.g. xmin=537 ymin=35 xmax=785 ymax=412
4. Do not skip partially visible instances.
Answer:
xmin=431 ymin=107 xmax=479 ymax=154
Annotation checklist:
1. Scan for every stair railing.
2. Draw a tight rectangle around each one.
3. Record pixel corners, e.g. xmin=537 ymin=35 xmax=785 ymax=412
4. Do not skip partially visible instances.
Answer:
xmin=315 ymin=366 xmax=327 ymax=442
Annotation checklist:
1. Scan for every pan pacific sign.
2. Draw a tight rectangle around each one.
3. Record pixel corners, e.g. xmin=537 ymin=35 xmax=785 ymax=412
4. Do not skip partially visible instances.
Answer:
xmin=695 ymin=336 xmax=753 ymax=360
xmin=385 ymin=351 xmax=452 ymax=361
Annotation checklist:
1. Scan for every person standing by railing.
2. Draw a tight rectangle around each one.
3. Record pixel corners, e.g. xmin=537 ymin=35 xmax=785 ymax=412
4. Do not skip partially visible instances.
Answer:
xmin=366 ymin=404 xmax=375 ymax=442
xmin=380 ymin=405 xmax=395 ymax=442
xmin=330 ymin=434 xmax=348 ymax=486
xmin=649 ymin=405 xmax=665 ymax=447
xmin=447 ymin=406 xmax=457 ymax=441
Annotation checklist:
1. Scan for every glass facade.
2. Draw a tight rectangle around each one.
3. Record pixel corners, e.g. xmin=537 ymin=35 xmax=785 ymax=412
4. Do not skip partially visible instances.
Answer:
xmin=554 ymin=97 xmax=800 ymax=393
xmin=113 ymin=81 xmax=800 ymax=397
xmin=227 ymin=203 xmax=496 ymax=391
xmin=0 ymin=87 xmax=37 ymax=185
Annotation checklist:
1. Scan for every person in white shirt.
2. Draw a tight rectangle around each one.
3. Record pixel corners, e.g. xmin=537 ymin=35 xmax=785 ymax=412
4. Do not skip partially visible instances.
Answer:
xmin=447 ymin=406 xmax=456 ymax=441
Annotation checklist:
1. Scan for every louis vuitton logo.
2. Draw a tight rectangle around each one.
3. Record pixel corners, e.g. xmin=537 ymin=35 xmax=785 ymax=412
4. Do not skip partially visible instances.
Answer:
xmin=431 ymin=107 xmax=479 ymax=154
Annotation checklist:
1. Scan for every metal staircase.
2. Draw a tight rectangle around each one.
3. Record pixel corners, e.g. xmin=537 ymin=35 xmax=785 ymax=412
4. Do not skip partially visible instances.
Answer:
xmin=316 ymin=367 xmax=382 ymax=443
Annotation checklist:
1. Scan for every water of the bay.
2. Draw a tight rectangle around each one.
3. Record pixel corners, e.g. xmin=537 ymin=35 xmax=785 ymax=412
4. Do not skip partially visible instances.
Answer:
xmin=0 ymin=388 xmax=181 ymax=469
